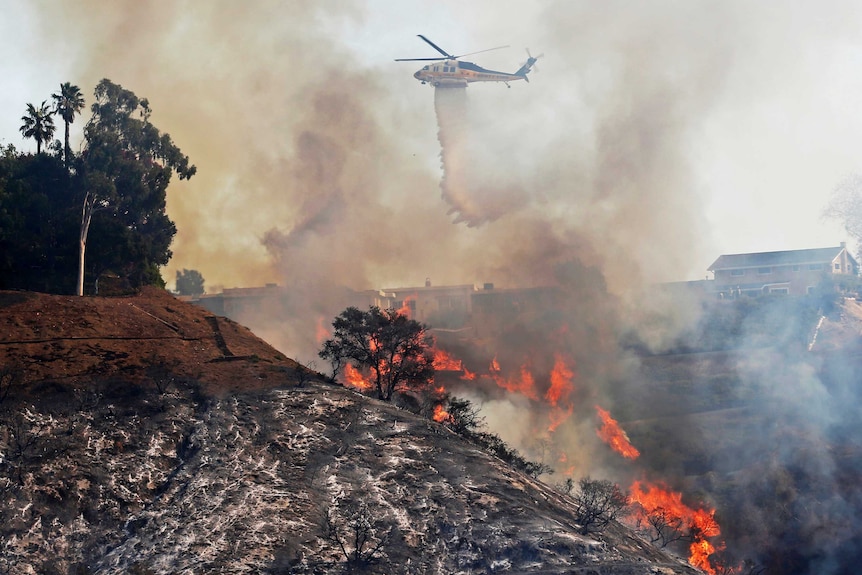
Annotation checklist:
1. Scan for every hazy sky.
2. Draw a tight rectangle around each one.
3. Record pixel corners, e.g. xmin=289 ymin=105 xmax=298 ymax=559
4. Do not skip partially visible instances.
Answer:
xmin=2 ymin=0 xmax=860 ymax=289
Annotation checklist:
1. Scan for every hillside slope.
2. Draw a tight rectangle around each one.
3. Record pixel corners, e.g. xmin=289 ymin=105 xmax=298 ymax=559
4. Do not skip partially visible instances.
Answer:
xmin=0 ymin=289 xmax=700 ymax=574
xmin=0 ymin=287 xmax=300 ymax=394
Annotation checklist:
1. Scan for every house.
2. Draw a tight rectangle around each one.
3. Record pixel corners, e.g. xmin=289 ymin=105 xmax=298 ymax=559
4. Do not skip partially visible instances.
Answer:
xmin=708 ymin=243 xmax=859 ymax=297
xmin=190 ymin=280 xmax=478 ymax=332
xmin=356 ymin=280 xmax=476 ymax=328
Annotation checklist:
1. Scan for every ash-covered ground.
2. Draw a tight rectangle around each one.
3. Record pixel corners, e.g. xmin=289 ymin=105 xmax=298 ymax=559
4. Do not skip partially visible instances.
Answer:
xmin=0 ymin=288 xmax=701 ymax=575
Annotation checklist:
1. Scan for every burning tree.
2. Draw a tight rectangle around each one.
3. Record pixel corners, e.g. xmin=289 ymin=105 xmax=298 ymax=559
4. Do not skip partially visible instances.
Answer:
xmin=628 ymin=481 xmax=722 ymax=573
xmin=319 ymin=306 xmax=435 ymax=401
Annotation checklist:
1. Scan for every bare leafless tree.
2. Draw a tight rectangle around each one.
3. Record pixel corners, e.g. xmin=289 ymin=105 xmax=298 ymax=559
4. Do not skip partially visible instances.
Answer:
xmin=573 ymin=477 xmax=630 ymax=535
xmin=323 ymin=498 xmax=393 ymax=569
xmin=292 ymin=362 xmax=318 ymax=388
xmin=145 ymin=356 xmax=181 ymax=395
xmin=555 ymin=477 xmax=575 ymax=496
xmin=3 ymin=414 xmax=41 ymax=485
xmin=0 ymin=366 xmax=22 ymax=407
xmin=639 ymin=507 xmax=688 ymax=548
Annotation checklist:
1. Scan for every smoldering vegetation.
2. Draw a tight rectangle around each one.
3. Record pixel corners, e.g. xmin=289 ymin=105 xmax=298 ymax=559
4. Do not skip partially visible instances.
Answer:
xmin=616 ymin=292 xmax=862 ymax=575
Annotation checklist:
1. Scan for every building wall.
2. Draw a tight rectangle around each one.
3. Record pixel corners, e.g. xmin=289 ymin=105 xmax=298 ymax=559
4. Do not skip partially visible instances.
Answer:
xmin=713 ymin=264 xmax=831 ymax=295
xmin=713 ymin=252 xmax=856 ymax=296
xmin=378 ymin=284 xmax=476 ymax=326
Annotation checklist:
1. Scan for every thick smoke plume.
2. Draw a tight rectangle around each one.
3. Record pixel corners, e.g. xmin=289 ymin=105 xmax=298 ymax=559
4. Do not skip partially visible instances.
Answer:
xmin=20 ymin=1 xmax=862 ymax=573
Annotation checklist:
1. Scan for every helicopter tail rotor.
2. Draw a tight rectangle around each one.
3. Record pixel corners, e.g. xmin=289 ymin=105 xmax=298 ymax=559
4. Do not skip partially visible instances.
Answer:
xmin=522 ymin=49 xmax=544 ymax=72
xmin=514 ymin=49 xmax=543 ymax=79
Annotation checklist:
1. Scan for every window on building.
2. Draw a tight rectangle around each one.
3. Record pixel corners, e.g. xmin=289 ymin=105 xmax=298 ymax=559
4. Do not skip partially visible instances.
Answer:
xmin=809 ymin=263 xmax=823 ymax=270
xmin=792 ymin=265 xmax=800 ymax=272
xmin=731 ymin=269 xmax=745 ymax=276
xmin=758 ymin=267 xmax=771 ymax=275
xmin=835 ymin=262 xmax=841 ymax=270
xmin=807 ymin=286 xmax=816 ymax=294
xmin=770 ymin=288 xmax=789 ymax=295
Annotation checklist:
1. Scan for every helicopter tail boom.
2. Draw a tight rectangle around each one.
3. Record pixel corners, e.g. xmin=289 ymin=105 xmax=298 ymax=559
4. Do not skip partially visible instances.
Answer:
xmin=514 ymin=57 xmax=537 ymax=80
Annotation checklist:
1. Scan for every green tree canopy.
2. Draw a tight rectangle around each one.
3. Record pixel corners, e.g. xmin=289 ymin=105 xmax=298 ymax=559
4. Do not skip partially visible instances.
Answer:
xmin=76 ymin=79 xmax=196 ymax=294
xmin=319 ymin=306 xmax=435 ymax=401
xmin=19 ymin=101 xmax=56 ymax=155
xmin=0 ymin=148 xmax=77 ymax=292
xmin=0 ymin=79 xmax=195 ymax=295
xmin=175 ymin=268 xmax=205 ymax=296
xmin=52 ymin=82 xmax=85 ymax=167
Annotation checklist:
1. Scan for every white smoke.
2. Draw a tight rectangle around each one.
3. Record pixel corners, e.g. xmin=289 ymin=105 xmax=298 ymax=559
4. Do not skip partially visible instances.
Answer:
xmin=434 ymin=86 xmax=530 ymax=226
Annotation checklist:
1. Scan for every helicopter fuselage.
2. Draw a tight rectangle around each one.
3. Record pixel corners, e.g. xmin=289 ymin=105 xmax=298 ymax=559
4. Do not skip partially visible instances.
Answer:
xmin=397 ymin=35 xmax=537 ymax=88
xmin=413 ymin=59 xmax=528 ymax=88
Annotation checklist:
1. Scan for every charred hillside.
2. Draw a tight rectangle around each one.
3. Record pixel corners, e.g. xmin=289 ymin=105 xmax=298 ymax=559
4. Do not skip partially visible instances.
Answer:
xmin=0 ymin=289 xmax=700 ymax=574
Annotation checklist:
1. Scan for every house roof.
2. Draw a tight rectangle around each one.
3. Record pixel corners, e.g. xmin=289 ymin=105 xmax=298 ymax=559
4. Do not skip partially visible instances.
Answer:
xmin=708 ymin=246 xmax=855 ymax=271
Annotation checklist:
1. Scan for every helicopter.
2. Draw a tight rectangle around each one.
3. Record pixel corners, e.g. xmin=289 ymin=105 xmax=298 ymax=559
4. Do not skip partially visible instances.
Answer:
xmin=396 ymin=35 xmax=541 ymax=88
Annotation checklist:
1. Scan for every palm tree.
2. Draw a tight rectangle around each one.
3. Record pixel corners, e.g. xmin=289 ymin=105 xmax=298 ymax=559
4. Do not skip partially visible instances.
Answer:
xmin=52 ymin=82 xmax=85 ymax=167
xmin=19 ymin=101 xmax=56 ymax=155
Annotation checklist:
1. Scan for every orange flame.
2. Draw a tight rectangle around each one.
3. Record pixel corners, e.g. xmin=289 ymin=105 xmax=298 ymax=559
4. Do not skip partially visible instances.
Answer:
xmin=343 ymin=364 xmax=373 ymax=390
xmin=433 ymin=404 xmax=451 ymax=423
xmin=432 ymin=347 xmax=463 ymax=371
xmin=396 ymin=295 xmax=416 ymax=319
xmin=488 ymin=356 xmax=539 ymax=399
xmin=629 ymin=481 xmax=722 ymax=574
xmin=595 ymin=405 xmax=640 ymax=460
xmin=545 ymin=354 xmax=574 ymax=406
xmin=546 ymin=354 xmax=576 ymax=431
xmin=430 ymin=344 xmax=477 ymax=382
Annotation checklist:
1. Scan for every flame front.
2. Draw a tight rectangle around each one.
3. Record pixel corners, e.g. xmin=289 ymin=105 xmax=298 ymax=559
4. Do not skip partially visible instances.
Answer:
xmin=595 ymin=405 xmax=640 ymax=459
xmin=422 ymin=344 xmax=730 ymax=571
xmin=546 ymin=354 xmax=575 ymax=431
xmin=343 ymin=363 xmax=372 ymax=390
xmin=432 ymin=347 xmax=464 ymax=371
xmin=396 ymin=295 xmax=416 ymax=319
xmin=392 ymin=322 xmax=735 ymax=572
xmin=629 ymin=480 xmax=722 ymax=574
xmin=490 ymin=358 xmax=539 ymax=400
xmin=433 ymin=403 xmax=451 ymax=423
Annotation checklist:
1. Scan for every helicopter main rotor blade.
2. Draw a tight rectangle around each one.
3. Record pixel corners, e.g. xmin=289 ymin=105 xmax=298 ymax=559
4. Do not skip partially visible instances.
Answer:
xmin=418 ymin=35 xmax=455 ymax=59
xmin=454 ymin=45 xmax=510 ymax=59
xmin=394 ymin=57 xmax=448 ymax=62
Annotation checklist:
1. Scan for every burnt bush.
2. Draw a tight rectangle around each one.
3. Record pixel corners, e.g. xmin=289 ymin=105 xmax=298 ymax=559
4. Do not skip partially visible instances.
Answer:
xmin=0 ymin=366 xmax=22 ymax=406
xmin=97 ymin=378 xmax=146 ymax=403
xmin=437 ymin=397 xmax=551 ymax=479
xmin=322 ymin=498 xmax=396 ymax=570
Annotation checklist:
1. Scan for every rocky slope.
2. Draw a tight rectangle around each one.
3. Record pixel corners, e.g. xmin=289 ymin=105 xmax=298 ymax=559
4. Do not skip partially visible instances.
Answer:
xmin=0 ymin=288 xmax=701 ymax=574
